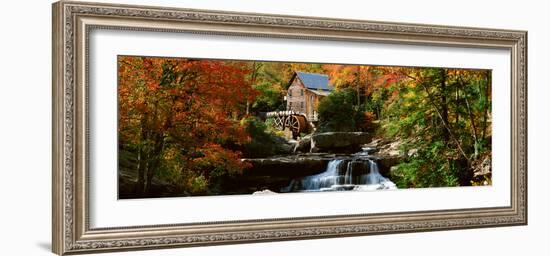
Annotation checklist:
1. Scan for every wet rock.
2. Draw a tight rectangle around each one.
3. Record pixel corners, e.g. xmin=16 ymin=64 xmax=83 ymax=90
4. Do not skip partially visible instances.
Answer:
xmin=272 ymin=136 xmax=296 ymax=155
xmin=293 ymin=134 xmax=312 ymax=153
xmin=363 ymin=138 xmax=407 ymax=176
xmin=371 ymin=139 xmax=402 ymax=156
xmin=376 ymin=155 xmax=404 ymax=176
xmin=310 ymin=132 xmax=372 ymax=153
xmin=252 ymin=189 xmax=278 ymax=195
xmin=346 ymin=160 xmax=369 ymax=176
xmin=242 ymin=154 xmax=336 ymax=178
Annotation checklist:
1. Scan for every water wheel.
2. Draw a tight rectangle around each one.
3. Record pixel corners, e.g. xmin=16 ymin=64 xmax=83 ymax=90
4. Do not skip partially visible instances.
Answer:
xmin=273 ymin=116 xmax=285 ymax=130
xmin=286 ymin=115 xmax=307 ymax=138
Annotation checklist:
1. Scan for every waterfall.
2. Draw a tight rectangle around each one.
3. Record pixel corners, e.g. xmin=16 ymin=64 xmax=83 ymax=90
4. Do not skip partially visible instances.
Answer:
xmin=285 ymin=158 xmax=396 ymax=192
xmin=361 ymin=160 xmax=387 ymax=184
xmin=344 ymin=161 xmax=353 ymax=185
xmin=299 ymin=159 xmax=346 ymax=191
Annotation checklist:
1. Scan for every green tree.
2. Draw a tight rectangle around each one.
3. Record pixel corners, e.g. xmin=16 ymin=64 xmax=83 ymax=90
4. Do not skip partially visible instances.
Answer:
xmin=317 ymin=88 xmax=365 ymax=132
xmin=381 ymin=67 xmax=491 ymax=187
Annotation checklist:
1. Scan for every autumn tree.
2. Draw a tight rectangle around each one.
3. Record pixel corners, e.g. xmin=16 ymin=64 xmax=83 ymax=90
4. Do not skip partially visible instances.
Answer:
xmin=379 ymin=67 xmax=492 ymax=187
xmin=118 ymin=56 xmax=257 ymax=196
xmin=118 ymin=57 xmax=492 ymax=196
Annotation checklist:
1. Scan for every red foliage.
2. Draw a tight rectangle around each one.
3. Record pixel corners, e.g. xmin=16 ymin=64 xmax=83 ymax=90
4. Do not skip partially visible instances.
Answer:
xmin=118 ymin=56 xmax=257 ymax=178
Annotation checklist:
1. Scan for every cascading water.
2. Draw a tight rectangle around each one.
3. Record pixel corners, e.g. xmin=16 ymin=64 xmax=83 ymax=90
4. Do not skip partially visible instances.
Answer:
xmin=282 ymin=158 xmax=396 ymax=192
xmin=355 ymin=159 xmax=397 ymax=191
xmin=299 ymin=160 xmax=346 ymax=191
xmin=344 ymin=162 xmax=353 ymax=185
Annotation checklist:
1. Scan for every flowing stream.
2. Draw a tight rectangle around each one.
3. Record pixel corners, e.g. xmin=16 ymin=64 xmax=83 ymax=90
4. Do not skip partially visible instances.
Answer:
xmin=282 ymin=158 xmax=396 ymax=192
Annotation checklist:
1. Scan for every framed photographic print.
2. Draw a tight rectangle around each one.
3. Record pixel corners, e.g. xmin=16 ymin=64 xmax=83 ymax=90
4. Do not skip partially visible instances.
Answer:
xmin=52 ymin=1 xmax=527 ymax=255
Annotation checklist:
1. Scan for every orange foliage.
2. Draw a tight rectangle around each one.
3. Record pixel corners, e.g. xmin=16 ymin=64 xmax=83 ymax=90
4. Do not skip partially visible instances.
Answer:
xmin=118 ymin=56 xmax=257 ymax=180
xmin=191 ymin=143 xmax=251 ymax=179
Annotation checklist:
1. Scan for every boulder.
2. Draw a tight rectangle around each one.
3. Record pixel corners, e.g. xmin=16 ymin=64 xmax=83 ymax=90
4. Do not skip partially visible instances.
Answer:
xmin=374 ymin=155 xmax=404 ymax=177
xmin=293 ymin=134 xmax=312 ymax=153
xmin=310 ymin=132 xmax=371 ymax=153
xmin=363 ymin=138 xmax=407 ymax=177
xmin=273 ymin=136 xmax=295 ymax=155
xmin=241 ymin=154 xmax=334 ymax=178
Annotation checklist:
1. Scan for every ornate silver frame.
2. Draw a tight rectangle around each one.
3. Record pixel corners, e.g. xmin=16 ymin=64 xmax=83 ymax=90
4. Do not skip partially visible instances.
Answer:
xmin=52 ymin=1 xmax=527 ymax=255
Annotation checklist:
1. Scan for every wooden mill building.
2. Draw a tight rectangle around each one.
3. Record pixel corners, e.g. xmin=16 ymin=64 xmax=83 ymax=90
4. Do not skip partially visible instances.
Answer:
xmin=286 ymin=71 xmax=334 ymax=121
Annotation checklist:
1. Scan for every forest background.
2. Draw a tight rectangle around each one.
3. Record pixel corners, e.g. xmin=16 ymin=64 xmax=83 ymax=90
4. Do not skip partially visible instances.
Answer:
xmin=117 ymin=56 xmax=492 ymax=198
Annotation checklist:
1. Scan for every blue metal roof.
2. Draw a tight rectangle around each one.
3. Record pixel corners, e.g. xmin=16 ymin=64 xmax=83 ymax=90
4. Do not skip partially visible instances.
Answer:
xmin=295 ymin=71 xmax=334 ymax=91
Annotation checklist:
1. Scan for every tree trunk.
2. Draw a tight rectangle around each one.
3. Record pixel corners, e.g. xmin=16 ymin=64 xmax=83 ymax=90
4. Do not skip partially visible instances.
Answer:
xmin=481 ymin=71 xmax=491 ymax=140
xmin=356 ymin=66 xmax=361 ymax=106
xmin=135 ymin=148 xmax=146 ymax=195
xmin=135 ymin=116 xmax=148 ymax=195
xmin=144 ymin=132 xmax=165 ymax=194
xmin=439 ymin=69 xmax=450 ymax=143
xmin=455 ymin=86 xmax=460 ymax=125
xmin=419 ymin=72 xmax=469 ymax=162
xmin=144 ymin=97 xmax=165 ymax=194
xmin=465 ymin=92 xmax=479 ymax=159
xmin=246 ymin=61 xmax=259 ymax=116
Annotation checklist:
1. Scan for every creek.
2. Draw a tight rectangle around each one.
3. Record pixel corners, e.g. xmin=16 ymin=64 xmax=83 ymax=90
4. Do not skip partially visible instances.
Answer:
xmin=280 ymin=151 xmax=396 ymax=192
